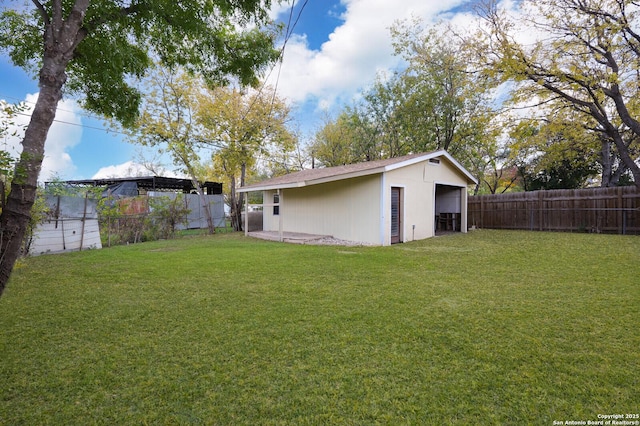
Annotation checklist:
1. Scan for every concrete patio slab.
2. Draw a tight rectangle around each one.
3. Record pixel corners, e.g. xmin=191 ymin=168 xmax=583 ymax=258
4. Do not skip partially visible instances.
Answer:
xmin=247 ymin=231 xmax=330 ymax=244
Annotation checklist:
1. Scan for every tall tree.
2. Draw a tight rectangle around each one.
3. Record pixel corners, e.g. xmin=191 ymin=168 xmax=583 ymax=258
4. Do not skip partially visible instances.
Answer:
xmin=0 ymin=0 xmax=280 ymax=296
xmin=473 ymin=0 xmax=640 ymax=187
xmin=313 ymin=20 xmax=501 ymax=189
xmin=197 ymin=86 xmax=295 ymax=231
xmin=391 ymin=21 xmax=500 ymax=165
xmin=508 ymin=107 xmax=630 ymax=188
xmin=311 ymin=112 xmax=362 ymax=167
xmin=510 ymin=118 xmax=601 ymax=190
xmin=126 ymin=66 xmax=217 ymax=234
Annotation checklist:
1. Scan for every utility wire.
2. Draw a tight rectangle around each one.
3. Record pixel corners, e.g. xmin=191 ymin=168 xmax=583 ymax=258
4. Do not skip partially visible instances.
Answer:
xmin=10 ymin=111 xmax=127 ymax=135
xmin=2 ymin=2 xmax=310 ymax=140
xmin=240 ymin=0 xmax=310 ymax=122
xmin=0 ymin=93 xmax=105 ymax=122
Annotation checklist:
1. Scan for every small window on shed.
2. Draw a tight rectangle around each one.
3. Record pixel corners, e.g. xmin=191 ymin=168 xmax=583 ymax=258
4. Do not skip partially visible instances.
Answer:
xmin=273 ymin=193 xmax=279 ymax=215
xmin=429 ymin=158 xmax=441 ymax=165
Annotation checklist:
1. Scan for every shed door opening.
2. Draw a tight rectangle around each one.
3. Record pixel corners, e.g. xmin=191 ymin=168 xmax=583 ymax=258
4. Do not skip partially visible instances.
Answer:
xmin=435 ymin=184 xmax=462 ymax=233
xmin=391 ymin=187 xmax=402 ymax=244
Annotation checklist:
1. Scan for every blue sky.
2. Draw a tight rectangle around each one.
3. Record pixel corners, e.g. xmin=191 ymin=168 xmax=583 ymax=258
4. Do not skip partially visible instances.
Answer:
xmin=0 ymin=0 xmax=481 ymax=182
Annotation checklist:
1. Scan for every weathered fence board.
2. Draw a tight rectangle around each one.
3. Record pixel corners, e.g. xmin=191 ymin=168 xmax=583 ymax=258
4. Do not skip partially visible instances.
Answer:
xmin=30 ymin=195 xmax=102 ymax=255
xmin=468 ymin=187 xmax=640 ymax=235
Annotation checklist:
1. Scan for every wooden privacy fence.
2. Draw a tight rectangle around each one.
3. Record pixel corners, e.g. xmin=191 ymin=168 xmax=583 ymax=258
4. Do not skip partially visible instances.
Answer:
xmin=468 ymin=187 xmax=640 ymax=235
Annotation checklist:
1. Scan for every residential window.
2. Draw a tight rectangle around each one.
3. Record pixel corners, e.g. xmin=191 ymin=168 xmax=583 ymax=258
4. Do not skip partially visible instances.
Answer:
xmin=273 ymin=193 xmax=279 ymax=215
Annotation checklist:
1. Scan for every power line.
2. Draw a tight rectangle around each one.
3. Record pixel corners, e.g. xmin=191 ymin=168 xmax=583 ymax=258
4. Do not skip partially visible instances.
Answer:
xmin=0 ymin=92 xmax=105 ymax=122
xmin=12 ymin=111 xmax=127 ymax=135
xmin=2 ymin=2 xmax=311 ymax=138
xmin=242 ymin=0 xmax=310 ymax=123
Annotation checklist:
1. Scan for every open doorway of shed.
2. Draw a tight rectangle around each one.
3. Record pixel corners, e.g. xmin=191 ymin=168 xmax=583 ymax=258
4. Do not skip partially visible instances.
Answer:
xmin=435 ymin=184 xmax=462 ymax=234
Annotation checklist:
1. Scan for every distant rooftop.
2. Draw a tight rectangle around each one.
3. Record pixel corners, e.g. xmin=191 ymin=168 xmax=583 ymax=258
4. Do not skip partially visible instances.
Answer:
xmin=53 ymin=176 xmax=223 ymax=195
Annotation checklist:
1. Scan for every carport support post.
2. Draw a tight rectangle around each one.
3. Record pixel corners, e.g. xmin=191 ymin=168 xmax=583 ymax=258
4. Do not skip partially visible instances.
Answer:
xmin=278 ymin=189 xmax=283 ymax=242
xmin=244 ymin=194 xmax=249 ymax=237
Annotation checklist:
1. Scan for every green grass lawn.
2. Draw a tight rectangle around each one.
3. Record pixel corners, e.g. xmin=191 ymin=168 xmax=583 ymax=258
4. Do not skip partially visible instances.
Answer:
xmin=1 ymin=230 xmax=638 ymax=424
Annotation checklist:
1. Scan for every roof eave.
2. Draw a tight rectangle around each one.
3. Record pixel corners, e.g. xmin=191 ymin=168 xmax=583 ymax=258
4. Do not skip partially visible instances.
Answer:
xmin=237 ymin=181 xmax=305 ymax=193
xmin=304 ymin=167 xmax=385 ymax=187
xmin=384 ymin=150 xmax=478 ymax=184
xmin=237 ymin=150 xmax=478 ymax=192
xmin=237 ymin=167 xmax=387 ymax=192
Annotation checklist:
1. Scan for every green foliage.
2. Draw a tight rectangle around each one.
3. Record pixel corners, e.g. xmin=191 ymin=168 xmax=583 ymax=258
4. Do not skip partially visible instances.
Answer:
xmin=0 ymin=0 xmax=282 ymax=295
xmin=311 ymin=112 xmax=362 ymax=166
xmin=0 ymin=151 xmax=13 ymax=184
xmin=0 ymin=100 xmax=25 ymax=183
xmin=472 ymin=0 xmax=640 ymax=186
xmin=1 ymin=231 xmax=638 ymax=423
xmin=22 ymin=188 xmax=51 ymax=255
xmin=510 ymin=117 xmax=601 ymax=190
xmin=147 ymin=194 xmax=190 ymax=240
xmin=311 ymin=21 xmax=501 ymax=189
xmin=197 ymin=85 xmax=296 ymax=231
xmin=42 ymin=176 xmax=102 ymax=198
xmin=129 ymin=66 xmax=202 ymax=174
xmin=96 ymin=193 xmax=122 ymax=247
xmin=127 ymin=66 xmax=219 ymax=234
xmin=523 ymin=158 xmax=599 ymax=190
xmin=98 ymin=193 xmax=192 ymax=245
xmin=0 ymin=0 xmax=280 ymax=126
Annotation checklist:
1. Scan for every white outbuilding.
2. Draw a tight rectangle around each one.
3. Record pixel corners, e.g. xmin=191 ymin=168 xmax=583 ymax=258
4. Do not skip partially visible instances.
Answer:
xmin=239 ymin=150 xmax=477 ymax=245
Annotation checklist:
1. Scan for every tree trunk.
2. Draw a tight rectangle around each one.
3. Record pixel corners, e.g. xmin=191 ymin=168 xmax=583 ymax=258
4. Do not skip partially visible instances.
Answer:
xmin=237 ymin=162 xmax=246 ymax=232
xmin=599 ymin=137 xmax=613 ymax=187
xmin=609 ymin=127 xmax=640 ymax=187
xmin=229 ymin=175 xmax=241 ymax=232
xmin=0 ymin=0 xmax=88 ymax=296
xmin=190 ymin=177 xmax=215 ymax=234
xmin=0 ymin=68 xmax=65 ymax=295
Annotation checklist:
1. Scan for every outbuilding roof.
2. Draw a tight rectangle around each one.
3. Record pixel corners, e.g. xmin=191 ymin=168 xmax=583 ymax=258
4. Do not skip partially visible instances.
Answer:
xmin=238 ymin=150 xmax=477 ymax=192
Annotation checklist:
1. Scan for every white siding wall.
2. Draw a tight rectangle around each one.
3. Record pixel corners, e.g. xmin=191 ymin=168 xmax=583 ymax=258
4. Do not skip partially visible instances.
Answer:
xmin=263 ymin=191 xmax=280 ymax=232
xmin=263 ymin=175 xmax=383 ymax=244
xmin=383 ymin=158 xmax=470 ymax=244
xmin=435 ymin=187 xmax=461 ymax=214
xmin=384 ymin=164 xmax=433 ymax=245
xmin=262 ymin=156 xmax=471 ymax=246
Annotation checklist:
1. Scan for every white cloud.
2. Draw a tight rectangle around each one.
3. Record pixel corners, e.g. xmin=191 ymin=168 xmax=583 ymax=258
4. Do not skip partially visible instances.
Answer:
xmin=92 ymin=160 xmax=183 ymax=179
xmin=1 ymin=93 xmax=82 ymax=181
xmin=92 ymin=161 xmax=147 ymax=179
xmin=268 ymin=1 xmax=293 ymax=20
xmin=268 ymin=0 xmax=470 ymax=110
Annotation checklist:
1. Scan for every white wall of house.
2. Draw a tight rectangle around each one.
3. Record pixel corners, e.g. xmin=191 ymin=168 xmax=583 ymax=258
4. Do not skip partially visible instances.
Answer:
xmin=263 ymin=174 xmax=383 ymax=244
xmin=381 ymin=157 xmax=470 ymax=245
xmin=384 ymin=161 xmax=433 ymax=245
xmin=261 ymin=156 xmax=471 ymax=246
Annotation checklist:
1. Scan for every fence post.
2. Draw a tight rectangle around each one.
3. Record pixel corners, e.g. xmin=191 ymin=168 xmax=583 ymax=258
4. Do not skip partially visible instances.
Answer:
xmin=538 ymin=191 xmax=544 ymax=231
xmin=79 ymin=192 xmax=88 ymax=251
xmin=617 ymin=187 xmax=623 ymax=234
